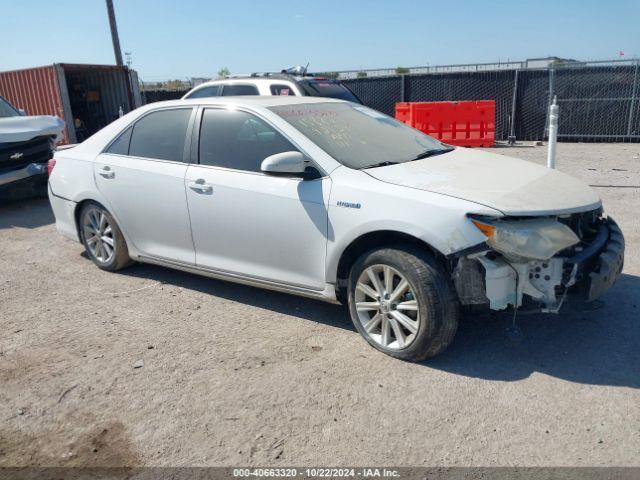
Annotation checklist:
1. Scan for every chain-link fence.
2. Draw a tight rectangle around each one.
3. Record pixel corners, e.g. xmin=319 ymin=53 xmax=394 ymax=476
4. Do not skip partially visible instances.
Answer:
xmin=333 ymin=60 xmax=527 ymax=79
xmin=142 ymin=89 xmax=188 ymax=103
xmin=344 ymin=59 xmax=640 ymax=142
xmin=141 ymin=59 xmax=640 ymax=142
xmin=553 ymin=61 xmax=640 ymax=140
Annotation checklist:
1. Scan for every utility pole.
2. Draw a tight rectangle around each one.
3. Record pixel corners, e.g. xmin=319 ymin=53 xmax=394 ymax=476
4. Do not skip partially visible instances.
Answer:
xmin=105 ymin=0 xmax=123 ymax=66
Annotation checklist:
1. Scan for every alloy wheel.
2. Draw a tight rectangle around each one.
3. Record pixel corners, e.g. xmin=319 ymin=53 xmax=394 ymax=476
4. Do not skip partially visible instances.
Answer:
xmin=82 ymin=207 xmax=115 ymax=264
xmin=354 ymin=264 xmax=420 ymax=350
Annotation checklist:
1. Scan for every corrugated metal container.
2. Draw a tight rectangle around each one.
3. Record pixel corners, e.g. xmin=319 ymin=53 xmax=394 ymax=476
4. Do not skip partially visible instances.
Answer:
xmin=0 ymin=64 xmax=142 ymax=144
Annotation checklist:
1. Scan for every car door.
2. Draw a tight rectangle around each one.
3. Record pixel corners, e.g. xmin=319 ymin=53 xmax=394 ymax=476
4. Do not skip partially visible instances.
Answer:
xmin=185 ymin=107 xmax=330 ymax=290
xmin=94 ymin=107 xmax=196 ymax=263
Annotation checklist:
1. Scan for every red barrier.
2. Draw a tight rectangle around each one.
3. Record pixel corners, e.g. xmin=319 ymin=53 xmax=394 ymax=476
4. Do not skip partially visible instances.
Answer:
xmin=395 ymin=100 xmax=495 ymax=147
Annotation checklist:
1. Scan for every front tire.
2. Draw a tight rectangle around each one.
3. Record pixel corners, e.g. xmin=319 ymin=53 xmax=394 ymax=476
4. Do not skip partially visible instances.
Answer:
xmin=79 ymin=202 xmax=133 ymax=271
xmin=347 ymin=246 xmax=459 ymax=361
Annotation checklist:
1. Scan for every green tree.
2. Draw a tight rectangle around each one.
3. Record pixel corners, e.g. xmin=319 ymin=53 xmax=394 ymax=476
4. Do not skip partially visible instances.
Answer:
xmin=395 ymin=67 xmax=410 ymax=75
xmin=217 ymin=67 xmax=230 ymax=78
xmin=357 ymin=71 xmax=368 ymax=78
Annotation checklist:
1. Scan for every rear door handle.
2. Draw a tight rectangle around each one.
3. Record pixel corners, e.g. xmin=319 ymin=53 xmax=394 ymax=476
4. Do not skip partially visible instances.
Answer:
xmin=188 ymin=179 xmax=213 ymax=194
xmin=99 ymin=166 xmax=115 ymax=179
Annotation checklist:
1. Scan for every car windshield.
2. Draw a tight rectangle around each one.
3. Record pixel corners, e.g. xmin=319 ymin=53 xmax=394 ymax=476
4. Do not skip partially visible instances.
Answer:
xmin=297 ymin=79 xmax=361 ymax=103
xmin=269 ymin=102 xmax=451 ymax=169
xmin=0 ymin=97 xmax=20 ymax=118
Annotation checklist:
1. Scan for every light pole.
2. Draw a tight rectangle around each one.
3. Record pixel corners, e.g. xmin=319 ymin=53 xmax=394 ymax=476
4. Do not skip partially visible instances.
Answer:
xmin=105 ymin=0 xmax=123 ymax=66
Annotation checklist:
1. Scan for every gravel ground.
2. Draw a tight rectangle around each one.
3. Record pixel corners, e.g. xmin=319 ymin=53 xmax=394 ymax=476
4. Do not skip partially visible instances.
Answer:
xmin=0 ymin=142 xmax=638 ymax=467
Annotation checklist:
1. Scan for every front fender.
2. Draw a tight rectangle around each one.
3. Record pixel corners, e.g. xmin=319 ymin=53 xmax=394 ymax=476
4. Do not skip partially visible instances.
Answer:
xmin=325 ymin=167 xmax=501 ymax=283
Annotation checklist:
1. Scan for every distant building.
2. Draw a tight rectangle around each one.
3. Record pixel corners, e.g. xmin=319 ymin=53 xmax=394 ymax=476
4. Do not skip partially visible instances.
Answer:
xmin=525 ymin=57 xmax=580 ymax=68
xmin=190 ymin=77 xmax=211 ymax=86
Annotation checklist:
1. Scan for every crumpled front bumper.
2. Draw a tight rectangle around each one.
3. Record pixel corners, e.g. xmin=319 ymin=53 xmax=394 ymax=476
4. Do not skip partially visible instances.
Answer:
xmin=565 ymin=218 xmax=625 ymax=302
xmin=453 ymin=217 xmax=625 ymax=311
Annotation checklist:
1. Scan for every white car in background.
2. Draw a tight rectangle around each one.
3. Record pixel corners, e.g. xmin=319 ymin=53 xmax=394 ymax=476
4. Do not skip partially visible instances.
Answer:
xmin=183 ymin=72 xmax=361 ymax=103
xmin=48 ymin=97 xmax=624 ymax=361
xmin=0 ymin=95 xmax=64 ymax=200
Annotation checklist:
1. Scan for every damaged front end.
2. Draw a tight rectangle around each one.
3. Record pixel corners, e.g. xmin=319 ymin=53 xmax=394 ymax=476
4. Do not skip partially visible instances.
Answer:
xmin=452 ymin=209 xmax=625 ymax=313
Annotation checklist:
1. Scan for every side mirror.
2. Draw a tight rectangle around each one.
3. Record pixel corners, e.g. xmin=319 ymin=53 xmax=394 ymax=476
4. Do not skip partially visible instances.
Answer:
xmin=18 ymin=109 xmax=27 ymax=116
xmin=261 ymin=151 xmax=308 ymax=175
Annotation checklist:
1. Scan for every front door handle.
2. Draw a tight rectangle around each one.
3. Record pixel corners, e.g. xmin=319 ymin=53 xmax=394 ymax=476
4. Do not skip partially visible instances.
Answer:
xmin=99 ymin=166 xmax=115 ymax=179
xmin=188 ymin=179 xmax=213 ymax=194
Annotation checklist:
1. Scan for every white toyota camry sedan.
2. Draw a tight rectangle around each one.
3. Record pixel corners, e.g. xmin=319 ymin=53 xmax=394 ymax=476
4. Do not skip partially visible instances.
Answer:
xmin=48 ymin=97 xmax=624 ymax=361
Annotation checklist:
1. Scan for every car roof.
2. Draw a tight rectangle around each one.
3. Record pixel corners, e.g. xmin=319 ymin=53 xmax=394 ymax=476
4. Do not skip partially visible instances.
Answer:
xmin=144 ymin=95 xmax=346 ymax=110
xmin=195 ymin=77 xmax=295 ymax=85
xmin=63 ymin=96 xmax=350 ymax=159
xmin=191 ymin=75 xmax=334 ymax=87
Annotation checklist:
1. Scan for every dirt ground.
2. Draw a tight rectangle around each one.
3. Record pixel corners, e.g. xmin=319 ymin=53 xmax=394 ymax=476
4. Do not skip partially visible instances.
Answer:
xmin=0 ymin=142 xmax=639 ymax=467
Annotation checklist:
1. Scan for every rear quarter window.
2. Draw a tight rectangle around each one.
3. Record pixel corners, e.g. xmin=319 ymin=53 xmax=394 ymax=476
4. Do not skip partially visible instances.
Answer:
xmin=270 ymin=84 xmax=296 ymax=96
xmin=222 ymin=84 xmax=259 ymax=96
xmin=106 ymin=127 xmax=132 ymax=155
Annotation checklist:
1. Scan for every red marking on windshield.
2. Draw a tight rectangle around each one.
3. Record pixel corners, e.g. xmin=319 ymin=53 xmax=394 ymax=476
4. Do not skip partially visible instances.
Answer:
xmin=277 ymin=109 xmax=338 ymax=118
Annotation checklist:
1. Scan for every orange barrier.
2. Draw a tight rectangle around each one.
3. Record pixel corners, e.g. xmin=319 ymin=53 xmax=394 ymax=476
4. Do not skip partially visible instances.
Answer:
xmin=395 ymin=100 xmax=495 ymax=147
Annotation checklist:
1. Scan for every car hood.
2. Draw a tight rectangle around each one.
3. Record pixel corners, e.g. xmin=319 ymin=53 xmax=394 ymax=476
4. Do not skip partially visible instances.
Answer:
xmin=0 ymin=115 xmax=65 ymax=143
xmin=364 ymin=148 xmax=601 ymax=216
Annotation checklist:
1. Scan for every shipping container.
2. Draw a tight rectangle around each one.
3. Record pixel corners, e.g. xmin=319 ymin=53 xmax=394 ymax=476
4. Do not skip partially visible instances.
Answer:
xmin=0 ymin=63 xmax=142 ymax=144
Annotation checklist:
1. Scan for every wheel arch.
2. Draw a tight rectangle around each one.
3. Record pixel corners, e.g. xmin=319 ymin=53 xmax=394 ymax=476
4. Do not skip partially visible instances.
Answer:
xmin=73 ymin=197 xmax=132 ymax=251
xmin=73 ymin=193 xmax=139 ymax=260
xmin=333 ymin=230 xmax=447 ymax=303
xmin=74 ymin=198 xmax=104 ymax=242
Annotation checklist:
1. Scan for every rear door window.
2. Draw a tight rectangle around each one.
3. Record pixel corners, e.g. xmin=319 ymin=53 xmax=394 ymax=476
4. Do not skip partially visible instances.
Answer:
xmin=129 ymin=108 xmax=192 ymax=162
xmin=221 ymin=84 xmax=259 ymax=96
xmin=270 ymin=84 xmax=296 ymax=96
xmin=186 ymin=85 xmax=221 ymax=98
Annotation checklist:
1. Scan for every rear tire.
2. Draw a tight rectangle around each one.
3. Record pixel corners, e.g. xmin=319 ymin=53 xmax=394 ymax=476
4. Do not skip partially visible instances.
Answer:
xmin=347 ymin=246 xmax=459 ymax=361
xmin=79 ymin=202 xmax=133 ymax=272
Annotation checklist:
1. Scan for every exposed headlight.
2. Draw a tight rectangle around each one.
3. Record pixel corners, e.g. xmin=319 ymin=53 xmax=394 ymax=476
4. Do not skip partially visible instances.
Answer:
xmin=471 ymin=217 xmax=580 ymax=260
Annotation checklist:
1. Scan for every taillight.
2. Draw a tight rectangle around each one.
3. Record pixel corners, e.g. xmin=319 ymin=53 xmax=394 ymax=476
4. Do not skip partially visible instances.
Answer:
xmin=47 ymin=158 xmax=56 ymax=176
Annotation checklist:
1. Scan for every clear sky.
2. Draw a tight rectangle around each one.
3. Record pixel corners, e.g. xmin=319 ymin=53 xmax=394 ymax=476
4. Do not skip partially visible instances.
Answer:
xmin=1 ymin=0 xmax=638 ymax=81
